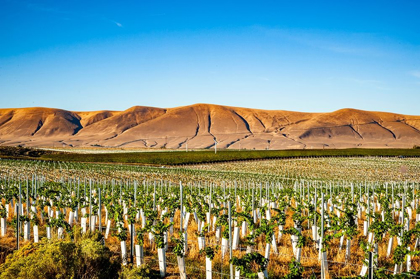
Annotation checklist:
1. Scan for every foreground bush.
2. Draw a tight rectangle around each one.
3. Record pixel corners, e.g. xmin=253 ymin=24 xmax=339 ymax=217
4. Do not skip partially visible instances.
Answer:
xmin=0 ymin=233 xmax=119 ymax=279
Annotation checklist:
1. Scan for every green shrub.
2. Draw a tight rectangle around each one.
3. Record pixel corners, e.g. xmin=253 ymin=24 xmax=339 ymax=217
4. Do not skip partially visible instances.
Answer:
xmin=0 ymin=233 xmax=118 ymax=279
xmin=0 ymin=240 xmax=77 ymax=278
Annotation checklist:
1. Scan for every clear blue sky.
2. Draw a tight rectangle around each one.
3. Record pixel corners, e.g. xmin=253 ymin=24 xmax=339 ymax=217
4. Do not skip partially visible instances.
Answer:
xmin=1 ymin=0 xmax=419 ymax=114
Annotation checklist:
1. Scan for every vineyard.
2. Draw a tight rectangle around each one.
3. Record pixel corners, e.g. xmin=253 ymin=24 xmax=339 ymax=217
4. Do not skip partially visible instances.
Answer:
xmin=0 ymin=157 xmax=419 ymax=278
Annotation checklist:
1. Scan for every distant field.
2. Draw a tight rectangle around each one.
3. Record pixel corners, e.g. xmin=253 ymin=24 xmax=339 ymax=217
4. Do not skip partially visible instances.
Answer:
xmin=1 ymin=146 xmax=420 ymax=165
xmin=186 ymin=156 xmax=420 ymax=182
xmin=38 ymin=148 xmax=420 ymax=165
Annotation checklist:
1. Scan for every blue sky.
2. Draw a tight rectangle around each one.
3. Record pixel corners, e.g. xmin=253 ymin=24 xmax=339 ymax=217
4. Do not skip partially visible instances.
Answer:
xmin=1 ymin=1 xmax=419 ymax=114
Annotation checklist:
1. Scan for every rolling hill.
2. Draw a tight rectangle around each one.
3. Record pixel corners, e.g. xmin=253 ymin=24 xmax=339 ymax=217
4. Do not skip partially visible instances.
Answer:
xmin=0 ymin=104 xmax=419 ymax=149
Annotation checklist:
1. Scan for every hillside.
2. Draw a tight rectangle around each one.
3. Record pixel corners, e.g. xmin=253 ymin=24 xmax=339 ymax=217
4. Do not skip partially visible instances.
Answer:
xmin=0 ymin=104 xmax=419 ymax=149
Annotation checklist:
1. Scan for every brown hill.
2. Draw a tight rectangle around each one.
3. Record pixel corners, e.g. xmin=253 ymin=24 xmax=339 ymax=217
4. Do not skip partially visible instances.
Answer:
xmin=0 ymin=104 xmax=419 ymax=149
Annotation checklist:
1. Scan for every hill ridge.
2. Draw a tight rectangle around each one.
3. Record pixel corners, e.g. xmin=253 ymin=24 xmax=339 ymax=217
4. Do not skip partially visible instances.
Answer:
xmin=0 ymin=104 xmax=419 ymax=149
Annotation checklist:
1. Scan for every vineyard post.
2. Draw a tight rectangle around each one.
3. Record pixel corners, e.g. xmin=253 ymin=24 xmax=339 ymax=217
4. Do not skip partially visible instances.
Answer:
xmin=16 ymin=203 xmax=19 ymax=249
xmin=404 ymin=186 xmax=408 ymax=229
xmin=392 ymin=184 xmax=394 ymax=218
xmin=234 ymin=181 xmax=237 ymax=205
xmin=223 ymin=182 xmax=226 ymax=205
xmin=266 ymin=181 xmax=268 ymax=202
xmin=180 ymin=182 xmax=183 ymax=232
xmin=34 ymin=175 xmax=38 ymax=200
xmin=314 ymin=188 xmax=317 ymax=227
xmin=84 ymin=180 xmax=87 ymax=203
xmin=98 ymin=188 xmax=102 ymax=232
xmin=373 ymin=185 xmax=376 ymax=213
xmin=298 ymin=181 xmax=300 ymax=202
xmin=111 ymin=179 xmax=114 ymax=196
xmin=120 ymin=180 xmax=122 ymax=199
xmin=368 ymin=251 xmax=373 ymax=279
xmin=31 ymin=175 xmax=34 ymax=197
xmin=131 ymin=222 xmax=134 ymax=264
xmin=367 ymin=185 xmax=370 ymax=229
xmin=26 ymin=178 xmax=29 ymax=216
xmin=134 ymin=180 xmax=137 ymax=205
xmin=209 ymin=184 xmax=212 ymax=233
xmin=19 ymin=179 xmax=22 ymax=231
xmin=271 ymin=181 xmax=274 ymax=198
xmin=228 ymin=201 xmax=233 ymax=279
xmin=329 ymin=182 xmax=332 ymax=201
xmin=365 ymin=182 xmax=367 ymax=198
xmin=153 ymin=181 xmax=156 ymax=211
xmin=252 ymin=185 xmax=255 ymax=223
xmin=320 ymin=192 xmax=325 ymax=278
xmin=89 ymin=179 xmax=92 ymax=221
xmin=305 ymin=181 xmax=308 ymax=229
xmin=19 ymin=180 xmax=22 ymax=217
xmin=77 ymin=178 xmax=80 ymax=201
xmin=401 ymin=195 xmax=405 ymax=238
